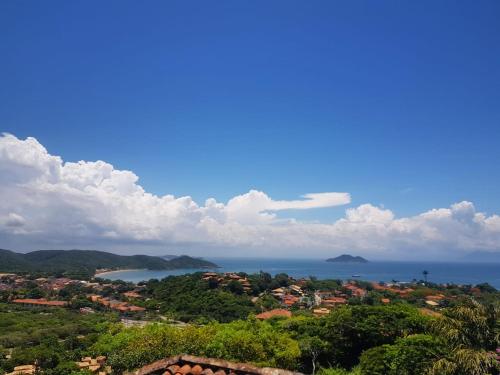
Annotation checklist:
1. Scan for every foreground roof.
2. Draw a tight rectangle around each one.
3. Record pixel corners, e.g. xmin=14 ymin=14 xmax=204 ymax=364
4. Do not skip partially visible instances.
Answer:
xmin=125 ymin=355 xmax=303 ymax=375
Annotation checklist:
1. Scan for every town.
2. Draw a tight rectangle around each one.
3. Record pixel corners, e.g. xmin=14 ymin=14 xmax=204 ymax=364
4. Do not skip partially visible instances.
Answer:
xmin=1 ymin=270 xmax=499 ymax=375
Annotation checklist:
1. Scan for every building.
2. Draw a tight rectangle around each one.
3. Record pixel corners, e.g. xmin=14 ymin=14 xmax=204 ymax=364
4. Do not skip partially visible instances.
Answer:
xmin=313 ymin=308 xmax=330 ymax=317
xmin=321 ymin=297 xmax=347 ymax=307
xmin=255 ymin=309 xmax=292 ymax=320
xmin=282 ymin=294 xmax=300 ymax=307
xmin=125 ymin=354 xmax=303 ymax=375
xmin=76 ymin=356 xmax=109 ymax=374
xmin=343 ymin=283 xmax=367 ymax=298
xmin=5 ymin=364 xmax=36 ymax=375
xmin=123 ymin=291 xmax=142 ymax=299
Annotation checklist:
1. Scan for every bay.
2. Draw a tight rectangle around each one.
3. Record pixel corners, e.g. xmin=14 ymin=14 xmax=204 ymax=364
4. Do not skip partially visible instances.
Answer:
xmin=98 ymin=258 xmax=500 ymax=288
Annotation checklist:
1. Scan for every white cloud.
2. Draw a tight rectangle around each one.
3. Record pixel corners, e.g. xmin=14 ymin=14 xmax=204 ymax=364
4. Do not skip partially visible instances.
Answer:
xmin=1 ymin=133 xmax=499 ymax=259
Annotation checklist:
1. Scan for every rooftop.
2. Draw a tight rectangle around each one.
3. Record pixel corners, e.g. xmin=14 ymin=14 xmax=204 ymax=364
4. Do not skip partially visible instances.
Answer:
xmin=12 ymin=298 xmax=67 ymax=307
xmin=255 ymin=309 xmax=292 ymax=320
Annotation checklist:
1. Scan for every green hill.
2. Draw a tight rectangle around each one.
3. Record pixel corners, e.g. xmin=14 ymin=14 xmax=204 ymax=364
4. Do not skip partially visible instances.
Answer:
xmin=0 ymin=249 xmax=218 ymax=276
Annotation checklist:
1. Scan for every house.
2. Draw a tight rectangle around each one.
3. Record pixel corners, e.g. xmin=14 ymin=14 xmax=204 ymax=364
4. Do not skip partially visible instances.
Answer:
xmin=321 ymin=297 xmax=347 ymax=307
xmin=426 ymin=294 xmax=445 ymax=301
xmin=125 ymin=354 xmax=303 ymax=375
xmin=289 ymin=285 xmax=303 ymax=295
xmin=381 ymin=298 xmax=391 ymax=304
xmin=344 ymin=283 xmax=367 ymax=298
xmin=256 ymin=309 xmax=292 ymax=320
xmin=128 ymin=305 xmax=146 ymax=312
xmin=425 ymin=300 xmax=440 ymax=307
xmin=88 ymin=294 xmax=102 ymax=303
xmin=282 ymin=294 xmax=300 ymax=307
xmin=5 ymin=364 xmax=36 ymax=375
xmin=123 ymin=291 xmax=142 ymax=299
xmin=76 ymin=356 xmax=109 ymax=374
xmin=313 ymin=308 xmax=330 ymax=317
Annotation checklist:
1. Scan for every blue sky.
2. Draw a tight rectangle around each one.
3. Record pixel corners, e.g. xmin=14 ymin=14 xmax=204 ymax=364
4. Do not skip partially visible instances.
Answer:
xmin=1 ymin=2 xmax=500 ymax=257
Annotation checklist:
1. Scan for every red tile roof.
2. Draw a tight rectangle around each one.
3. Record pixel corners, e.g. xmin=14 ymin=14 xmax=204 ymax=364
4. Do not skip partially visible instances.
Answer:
xmin=255 ymin=309 xmax=292 ymax=320
xmin=322 ymin=297 xmax=347 ymax=305
xmin=125 ymin=355 xmax=302 ymax=375
xmin=12 ymin=298 xmax=67 ymax=307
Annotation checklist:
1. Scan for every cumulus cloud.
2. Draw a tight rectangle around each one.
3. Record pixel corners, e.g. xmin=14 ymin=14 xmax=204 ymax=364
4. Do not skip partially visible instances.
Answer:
xmin=0 ymin=133 xmax=499 ymax=259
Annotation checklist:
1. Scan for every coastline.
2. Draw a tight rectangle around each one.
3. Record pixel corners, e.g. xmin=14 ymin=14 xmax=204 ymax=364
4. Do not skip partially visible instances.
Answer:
xmin=98 ymin=259 xmax=500 ymax=288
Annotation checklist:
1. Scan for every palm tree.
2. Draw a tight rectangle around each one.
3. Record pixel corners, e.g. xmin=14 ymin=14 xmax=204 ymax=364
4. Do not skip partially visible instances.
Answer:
xmin=427 ymin=298 xmax=500 ymax=375
xmin=422 ymin=270 xmax=429 ymax=284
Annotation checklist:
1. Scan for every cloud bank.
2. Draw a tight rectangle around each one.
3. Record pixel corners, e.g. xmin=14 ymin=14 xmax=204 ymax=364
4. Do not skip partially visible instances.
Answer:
xmin=1 ymin=133 xmax=499 ymax=259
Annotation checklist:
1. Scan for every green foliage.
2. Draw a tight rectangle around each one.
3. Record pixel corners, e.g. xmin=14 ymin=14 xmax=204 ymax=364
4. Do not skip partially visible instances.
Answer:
xmin=303 ymin=279 xmax=342 ymax=292
xmin=359 ymin=345 xmax=391 ymax=375
xmin=1 ymin=271 xmax=498 ymax=375
xmin=146 ymin=274 xmax=256 ymax=322
xmin=360 ymin=335 xmax=446 ymax=375
xmin=225 ymin=280 xmax=244 ymax=295
xmin=427 ymin=298 xmax=500 ymax=375
xmin=318 ymin=304 xmax=431 ymax=368
xmin=386 ymin=334 xmax=446 ymax=375
xmin=317 ymin=367 xmax=361 ymax=375
xmin=91 ymin=320 xmax=301 ymax=372
xmin=255 ymin=294 xmax=282 ymax=311
xmin=204 ymin=320 xmax=300 ymax=369
xmin=0 ymin=303 xmax=117 ymax=374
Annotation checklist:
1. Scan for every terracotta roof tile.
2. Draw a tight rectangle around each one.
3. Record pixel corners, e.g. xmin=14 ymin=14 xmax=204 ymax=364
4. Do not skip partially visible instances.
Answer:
xmin=167 ymin=365 xmax=180 ymax=374
xmin=126 ymin=355 xmax=302 ymax=375
xmin=178 ymin=364 xmax=192 ymax=375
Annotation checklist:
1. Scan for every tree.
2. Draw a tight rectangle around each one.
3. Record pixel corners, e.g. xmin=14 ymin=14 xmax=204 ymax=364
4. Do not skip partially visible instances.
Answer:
xmin=422 ymin=270 xmax=429 ymax=284
xmin=299 ymin=336 xmax=329 ymax=375
xmin=226 ymin=280 xmax=244 ymax=295
xmin=359 ymin=335 xmax=446 ymax=375
xmin=359 ymin=345 xmax=391 ymax=375
xmin=386 ymin=334 xmax=446 ymax=375
xmin=427 ymin=298 xmax=500 ymax=375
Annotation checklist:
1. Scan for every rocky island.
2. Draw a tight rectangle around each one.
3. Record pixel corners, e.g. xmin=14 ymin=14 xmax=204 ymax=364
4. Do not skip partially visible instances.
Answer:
xmin=326 ymin=254 xmax=368 ymax=263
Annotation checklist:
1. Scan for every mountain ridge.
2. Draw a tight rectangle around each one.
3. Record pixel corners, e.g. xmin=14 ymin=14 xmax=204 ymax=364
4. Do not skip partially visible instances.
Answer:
xmin=0 ymin=249 xmax=218 ymax=275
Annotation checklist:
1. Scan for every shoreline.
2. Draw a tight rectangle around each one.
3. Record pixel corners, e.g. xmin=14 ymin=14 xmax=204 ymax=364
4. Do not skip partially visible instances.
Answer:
xmin=94 ymin=268 xmax=145 ymax=277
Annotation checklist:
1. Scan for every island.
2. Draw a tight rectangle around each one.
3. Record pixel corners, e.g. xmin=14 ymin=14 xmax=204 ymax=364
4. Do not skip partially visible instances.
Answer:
xmin=326 ymin=254 xmax=368 ymax=263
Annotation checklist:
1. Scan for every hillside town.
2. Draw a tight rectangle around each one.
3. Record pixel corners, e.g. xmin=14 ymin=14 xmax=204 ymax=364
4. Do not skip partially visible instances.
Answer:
xmin=0 ymin=270 xmax=493 ymax=321
xmin=1 ymin=270 xmax=499 ymax=375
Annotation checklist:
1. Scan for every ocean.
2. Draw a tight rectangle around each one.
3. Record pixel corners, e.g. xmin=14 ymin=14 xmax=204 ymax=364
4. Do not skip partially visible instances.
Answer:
xmin=98 ymin=258 xmax=500 ymax=288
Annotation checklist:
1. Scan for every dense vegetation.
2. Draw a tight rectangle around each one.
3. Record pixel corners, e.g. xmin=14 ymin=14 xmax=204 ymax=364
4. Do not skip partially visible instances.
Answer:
xmin=0 ymin=249 xmax=217 ymax=277
xmin=0 ymin=303 xmax=118 ymax=374
xmin=145 ymin=274 xmax=257 ymax=322
xmin=1 ymin=271 xmax=499 ymax=375
xmin=88 ymin=300 xmax=498 ymax=374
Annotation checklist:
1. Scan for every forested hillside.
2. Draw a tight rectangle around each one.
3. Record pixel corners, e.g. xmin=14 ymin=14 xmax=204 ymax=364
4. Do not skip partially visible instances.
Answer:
xmin=0 ymin=249 xmax=217 ymax=276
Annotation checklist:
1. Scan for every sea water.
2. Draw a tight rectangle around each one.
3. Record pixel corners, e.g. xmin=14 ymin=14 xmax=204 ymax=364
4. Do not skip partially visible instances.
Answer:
xmin=99 ymin=258 xmax=500 ymax=288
